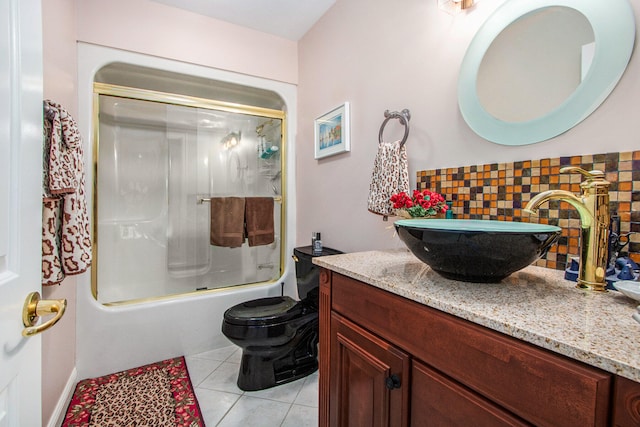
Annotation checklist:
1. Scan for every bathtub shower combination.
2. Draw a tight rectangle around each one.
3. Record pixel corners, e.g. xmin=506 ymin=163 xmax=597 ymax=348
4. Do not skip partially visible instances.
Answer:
xmin=75 ymin=48 xmax=297 ymax=381
xmin=94 ymin=83 xmax=286 ymax=304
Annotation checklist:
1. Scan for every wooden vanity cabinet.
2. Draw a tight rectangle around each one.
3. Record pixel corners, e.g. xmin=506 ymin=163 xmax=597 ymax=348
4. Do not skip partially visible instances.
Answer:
xmin=318 ymin=269 xmax=640 ymax=427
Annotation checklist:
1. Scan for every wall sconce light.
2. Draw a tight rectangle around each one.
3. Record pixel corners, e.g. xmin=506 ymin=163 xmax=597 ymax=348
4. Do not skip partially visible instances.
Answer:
xmin=438 ymin=0 xmax=474 ymax=15
xmin=221 ymin=131 xmax=241 ymax=150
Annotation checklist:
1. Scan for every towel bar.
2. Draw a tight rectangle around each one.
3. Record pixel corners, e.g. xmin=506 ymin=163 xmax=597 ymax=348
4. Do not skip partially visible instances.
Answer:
xmin=198 ymin=196 xmax=282 ymax=204
xmin=378 ymin=109 xmax=411 ymax=147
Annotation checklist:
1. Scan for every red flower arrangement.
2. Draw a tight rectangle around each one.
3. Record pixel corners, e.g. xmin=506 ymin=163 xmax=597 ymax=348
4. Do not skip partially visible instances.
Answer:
xmin=390 ymin=189 xmax=449 ymax=218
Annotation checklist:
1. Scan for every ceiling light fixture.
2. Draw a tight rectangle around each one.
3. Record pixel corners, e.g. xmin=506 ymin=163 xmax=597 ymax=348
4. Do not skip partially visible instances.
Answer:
xmin=438 ymin=0 xmax=475 ymax=15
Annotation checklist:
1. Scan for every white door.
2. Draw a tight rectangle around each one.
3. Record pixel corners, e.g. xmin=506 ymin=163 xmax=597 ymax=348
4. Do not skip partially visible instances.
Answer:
xmin=0 ymin=0 xmax=44 ymax=425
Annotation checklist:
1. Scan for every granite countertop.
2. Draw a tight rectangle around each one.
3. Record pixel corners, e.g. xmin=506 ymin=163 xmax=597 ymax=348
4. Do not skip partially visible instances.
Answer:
xmin=313 ymin=249 xmax=640 ymax=383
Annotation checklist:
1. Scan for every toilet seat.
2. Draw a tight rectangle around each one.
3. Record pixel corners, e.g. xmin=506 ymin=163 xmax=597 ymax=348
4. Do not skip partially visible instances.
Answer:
xmin=223 ymin=296 xmax=303 ymax=326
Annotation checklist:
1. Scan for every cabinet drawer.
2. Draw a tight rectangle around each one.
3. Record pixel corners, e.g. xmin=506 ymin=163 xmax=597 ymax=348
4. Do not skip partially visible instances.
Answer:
xmin=411 ymin=360 xmax=531 ymax=427
xmin=331 ymin=273 xmax=612 ymax=427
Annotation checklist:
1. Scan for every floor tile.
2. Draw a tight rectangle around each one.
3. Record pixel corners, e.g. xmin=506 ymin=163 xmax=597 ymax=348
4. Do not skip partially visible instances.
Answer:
xmin=282 ymin=404 xmax=319 ymax=427
xmin=245 ymin=376 xmax=305 ymax=404
xmin=225 ymin=348 xmax=243 ymax=363
xmin=184 ymin=356 xmax=224 ymax=387
xmin=216 ymin=395 xmax=291 ymax=427
xmin=194 ymin=387 xmax=241 ymax=426
xmin=294 ymin=372 xmax=319 ymax=408
xmin=193 ymin=345 xmax=239 ymax=362
xmin=198 ymin=361 xmax=244 ymax=394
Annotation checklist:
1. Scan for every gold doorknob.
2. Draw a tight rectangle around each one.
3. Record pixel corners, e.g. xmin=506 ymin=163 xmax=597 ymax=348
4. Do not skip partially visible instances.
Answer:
xmin=22 ymin=292 xmax=67 ymax=337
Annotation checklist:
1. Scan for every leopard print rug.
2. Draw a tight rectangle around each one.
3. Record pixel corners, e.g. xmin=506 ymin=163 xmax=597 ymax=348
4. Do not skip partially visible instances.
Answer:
xmin=62 ymin=356 xmax=204 ymax=426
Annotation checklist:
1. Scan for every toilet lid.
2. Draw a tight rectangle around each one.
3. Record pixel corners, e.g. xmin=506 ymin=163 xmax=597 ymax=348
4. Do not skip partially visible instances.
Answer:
xmin=223 ymin=296 xmax=303 ymax=326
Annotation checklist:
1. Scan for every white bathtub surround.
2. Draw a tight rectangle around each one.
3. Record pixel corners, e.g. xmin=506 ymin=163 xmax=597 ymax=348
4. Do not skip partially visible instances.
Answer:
xmin=76 ymin=43 xmax=298 ymax=380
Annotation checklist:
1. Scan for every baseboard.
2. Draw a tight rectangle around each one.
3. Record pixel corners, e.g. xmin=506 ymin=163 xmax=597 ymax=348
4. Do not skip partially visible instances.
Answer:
xmin=47 ymin=367 xmax=77 ymax=427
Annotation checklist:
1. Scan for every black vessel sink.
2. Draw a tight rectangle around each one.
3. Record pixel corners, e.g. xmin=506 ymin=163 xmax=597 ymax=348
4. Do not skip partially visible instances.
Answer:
xmin=395 ymin=219 xmax=561 ymax=283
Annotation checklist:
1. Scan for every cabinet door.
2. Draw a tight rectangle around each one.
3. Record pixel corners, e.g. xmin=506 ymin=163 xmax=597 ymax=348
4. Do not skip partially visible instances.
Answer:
xmin=411 ymin=360 xmax=532 ymax=427
xmin=612 ymin=376 xmax=640 ymax=426
xmin=330 ymin=313 xmax=410 ymax=427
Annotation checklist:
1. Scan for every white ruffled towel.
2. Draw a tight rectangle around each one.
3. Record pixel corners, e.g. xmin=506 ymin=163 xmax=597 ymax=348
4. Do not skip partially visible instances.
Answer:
xmin=367 ymin=140 xmax=410 ymax=217
xmin=42 ymin=100 xmax=91 ymax=286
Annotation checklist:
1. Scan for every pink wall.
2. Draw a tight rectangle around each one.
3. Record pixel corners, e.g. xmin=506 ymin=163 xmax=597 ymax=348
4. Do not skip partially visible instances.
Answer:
xmin=75 ymin=0 xmax=298 ymax=84
xmin=296 ymin=0 xmax=640 ymax=253
xmin=41 ymin=1 xmax=78 ymax=425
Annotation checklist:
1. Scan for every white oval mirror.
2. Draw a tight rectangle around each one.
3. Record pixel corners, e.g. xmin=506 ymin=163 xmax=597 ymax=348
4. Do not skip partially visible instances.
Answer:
xmin=458 ymin=0 xmax=635 ymax=145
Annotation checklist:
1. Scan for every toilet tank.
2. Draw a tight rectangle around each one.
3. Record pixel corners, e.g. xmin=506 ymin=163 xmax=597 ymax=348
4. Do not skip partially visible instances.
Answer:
xmin=294 ymin=246 xmax=343 ymax=299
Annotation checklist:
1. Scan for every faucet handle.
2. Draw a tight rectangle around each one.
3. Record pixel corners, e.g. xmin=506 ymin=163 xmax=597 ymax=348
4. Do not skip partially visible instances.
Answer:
xmin=559 ymin=166 xmax=605 ymax=180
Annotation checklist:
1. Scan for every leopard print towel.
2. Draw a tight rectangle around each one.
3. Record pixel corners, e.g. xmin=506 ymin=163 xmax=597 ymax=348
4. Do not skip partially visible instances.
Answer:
xmin=367 ymin=140 xmax=410 ymax=217
xmin=42 ymin=100 xmax=91 ymax=286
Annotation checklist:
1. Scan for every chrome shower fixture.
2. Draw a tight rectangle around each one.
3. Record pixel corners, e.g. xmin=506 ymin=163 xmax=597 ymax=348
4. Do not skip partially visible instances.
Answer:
xmin=221 ymin=131 xmax=242 ymax=150
xmin=256 ymin=119 xmax=274 ymax=137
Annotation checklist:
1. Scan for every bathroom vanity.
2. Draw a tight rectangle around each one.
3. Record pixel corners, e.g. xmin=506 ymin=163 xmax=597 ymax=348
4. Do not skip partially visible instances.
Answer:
xmin=314 ymin=250 xmax=640 ymax=427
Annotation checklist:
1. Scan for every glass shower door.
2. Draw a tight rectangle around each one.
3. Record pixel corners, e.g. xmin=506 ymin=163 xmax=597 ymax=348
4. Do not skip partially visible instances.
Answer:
xmin=95 ymin=90 xmax=284 ymax=304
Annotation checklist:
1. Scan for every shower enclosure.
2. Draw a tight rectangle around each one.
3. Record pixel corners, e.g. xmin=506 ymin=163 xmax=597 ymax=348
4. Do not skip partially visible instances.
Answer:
xmin=94 ymin=83 xmax=285 ymax=304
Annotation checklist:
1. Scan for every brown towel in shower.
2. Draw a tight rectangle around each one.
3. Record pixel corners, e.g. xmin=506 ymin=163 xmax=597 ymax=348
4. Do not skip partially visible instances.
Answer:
xmin=245 ymin=197 xmax=275 ymax=247
xmin=210 ymin=197 xmax=246 ymax=248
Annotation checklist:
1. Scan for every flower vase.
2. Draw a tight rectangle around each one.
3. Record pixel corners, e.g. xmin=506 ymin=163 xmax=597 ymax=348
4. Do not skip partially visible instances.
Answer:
xmin=394 ymin=210 xmax=444 ymax=220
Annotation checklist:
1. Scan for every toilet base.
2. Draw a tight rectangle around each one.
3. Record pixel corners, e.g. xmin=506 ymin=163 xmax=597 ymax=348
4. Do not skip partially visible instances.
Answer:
xmin=237 ymin=327 xmax=319 ymax=391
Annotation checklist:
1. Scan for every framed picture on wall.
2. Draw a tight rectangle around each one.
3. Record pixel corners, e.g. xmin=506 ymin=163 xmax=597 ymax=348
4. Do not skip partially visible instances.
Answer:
xmin=314 ymin=102 xmax=350 ymax=159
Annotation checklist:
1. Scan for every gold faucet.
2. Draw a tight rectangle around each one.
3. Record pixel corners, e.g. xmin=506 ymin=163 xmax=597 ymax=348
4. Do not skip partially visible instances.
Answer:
xmin=523 ymin=167 xmax=610 ymax=292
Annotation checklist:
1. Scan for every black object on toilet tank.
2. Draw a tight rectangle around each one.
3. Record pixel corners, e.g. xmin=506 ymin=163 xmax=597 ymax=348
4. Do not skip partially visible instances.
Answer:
xmin=293 ymin=245 xmax=342 ymax=300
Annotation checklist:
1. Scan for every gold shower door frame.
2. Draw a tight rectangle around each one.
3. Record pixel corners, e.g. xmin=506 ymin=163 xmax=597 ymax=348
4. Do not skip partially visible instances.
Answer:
xmin=91 ymin=82 xmax=287 ymax=305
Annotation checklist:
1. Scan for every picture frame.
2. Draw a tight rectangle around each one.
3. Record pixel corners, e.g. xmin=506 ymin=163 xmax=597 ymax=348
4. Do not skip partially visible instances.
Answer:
xmin=314 ymin=102 xmax=350 ymax=159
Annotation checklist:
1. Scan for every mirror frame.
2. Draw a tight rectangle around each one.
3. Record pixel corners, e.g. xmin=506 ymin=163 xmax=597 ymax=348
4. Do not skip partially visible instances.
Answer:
xmin=458 ymin=0 xmax=635 ymax=146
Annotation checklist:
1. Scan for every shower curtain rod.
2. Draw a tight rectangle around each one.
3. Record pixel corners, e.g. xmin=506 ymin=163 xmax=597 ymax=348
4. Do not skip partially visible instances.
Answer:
xmin=198 ymin=196 xmax=282 ymax=204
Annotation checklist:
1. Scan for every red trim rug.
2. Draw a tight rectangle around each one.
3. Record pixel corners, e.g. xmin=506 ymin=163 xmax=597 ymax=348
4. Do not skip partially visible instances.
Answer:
xmin=62 ymin=356 xmax=205 ymax=426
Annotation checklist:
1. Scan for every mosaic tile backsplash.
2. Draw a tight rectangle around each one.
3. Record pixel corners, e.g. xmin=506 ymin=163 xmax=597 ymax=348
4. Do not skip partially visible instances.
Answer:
xmin=417 ymin=151 xmax=640 ymax=272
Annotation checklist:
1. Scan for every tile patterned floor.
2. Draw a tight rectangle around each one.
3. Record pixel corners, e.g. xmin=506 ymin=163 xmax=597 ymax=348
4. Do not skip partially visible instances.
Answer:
xmin=186 ymin=346 xmax=319 ymax=427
